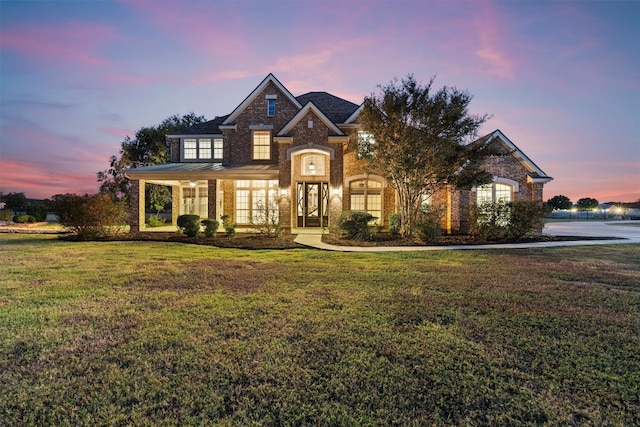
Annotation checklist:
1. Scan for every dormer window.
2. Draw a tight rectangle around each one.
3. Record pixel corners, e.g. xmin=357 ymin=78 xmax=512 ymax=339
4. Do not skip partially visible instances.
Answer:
xmin=266 ymin=94 xmax=277 ymax=117
xmin=182 ymin=137 xmax=223 ymax=161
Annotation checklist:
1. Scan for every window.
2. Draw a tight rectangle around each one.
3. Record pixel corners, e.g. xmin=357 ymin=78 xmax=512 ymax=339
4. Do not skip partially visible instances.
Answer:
xmin=477 ymin=183 xmax=512 ymax=205
xmin=267 ymin=99 xmax=276 ymax=117
xmin=235 ymin=180 xmax=279 ymax=224
xmin=183 ymin=137 xmax=222 ymax=161
xmin=302 ymin=154 xmax=325 ymax=176
xmin=184 ymin=139 xmax=197 ymax=159
xmin=253 ymin=131 xmax=271 ymax=160
xmin=199 ymin=139 xmax=211 ymax=159
xmin=350 ymin=179 xmax=383 ymax=224
xmin=181 ymin=184 xmax=208 ymax=218
xmin=213 ymin=138 xmax=223 ymax=159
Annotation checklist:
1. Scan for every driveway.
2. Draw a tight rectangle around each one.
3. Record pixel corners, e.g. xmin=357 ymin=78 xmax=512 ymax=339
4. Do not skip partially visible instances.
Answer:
xmin=294 ymin=221 xmax=640 ymax=252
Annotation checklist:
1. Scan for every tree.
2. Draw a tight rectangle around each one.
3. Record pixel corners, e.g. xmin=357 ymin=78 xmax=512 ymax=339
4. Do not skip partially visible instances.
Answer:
xmin=357 ymin=74 xmax=491 ymax=237
xmin=576 ymin=197 xmax=599 ymax=211
xmin=97 ymin=113 xmax=206 ymax=205
xmin=50 ymin=193 xmax=128 ymax=239
xmin=546 ymin=195 xmax=572 ymax=210
xmin=1 ymin=192 xmax=28 ymax=210
xmin=148 ymin=184 xmax=171 ymax=218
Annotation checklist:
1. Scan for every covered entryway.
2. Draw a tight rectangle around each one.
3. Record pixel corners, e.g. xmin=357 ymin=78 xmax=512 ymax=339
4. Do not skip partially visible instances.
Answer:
xmin=296 ymin=182 xmax=329 ymax=227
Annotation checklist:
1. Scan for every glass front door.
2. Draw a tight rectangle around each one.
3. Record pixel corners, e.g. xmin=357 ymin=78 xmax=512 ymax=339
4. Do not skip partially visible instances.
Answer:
xmin=297 ymin=182 xmax=328 ymax=227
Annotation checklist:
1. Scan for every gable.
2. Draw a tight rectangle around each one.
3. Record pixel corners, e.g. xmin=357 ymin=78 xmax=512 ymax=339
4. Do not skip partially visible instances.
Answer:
xmin=222 ymin=74 xmax=302 ymax=125
xmin=478 ymin=130 xmax=552 ymax=183
xmin=295 ymin=92 xmax=360 ymax=124
xmin=278 ymin=102 xmax=344 ymax=136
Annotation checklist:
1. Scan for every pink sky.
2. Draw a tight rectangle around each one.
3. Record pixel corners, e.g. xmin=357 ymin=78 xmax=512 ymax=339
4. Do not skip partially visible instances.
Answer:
xmin=1 ymin=0 xmax=638 ymax=203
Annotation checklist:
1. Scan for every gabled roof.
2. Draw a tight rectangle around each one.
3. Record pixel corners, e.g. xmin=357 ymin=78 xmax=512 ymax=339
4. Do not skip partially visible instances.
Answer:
xmin=295 ymin=92 xmax=360 ymax=124
xmin=167 ymin=115 xmax=229 ymax=137
xmin=277 ymin=102 xmax=344 ymax=136
xmin=222 ymin=74 xmax=302 ymax=125
xmin=478 ymin=129 xmax=552 ymax=182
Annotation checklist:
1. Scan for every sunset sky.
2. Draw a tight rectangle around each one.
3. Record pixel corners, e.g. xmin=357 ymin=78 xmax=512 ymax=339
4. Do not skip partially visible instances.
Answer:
xmin=1 ymin=0 xmax=638 ymax=203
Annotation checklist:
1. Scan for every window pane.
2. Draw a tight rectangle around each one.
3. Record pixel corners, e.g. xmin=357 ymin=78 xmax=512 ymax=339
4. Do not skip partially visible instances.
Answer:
xmin=236 ymin=190 xmax=250 ymax=224
xmin=213 ymin=138 xmax=223 ymax=159
xmin=184 ymin=139 xmax=197 ymax=159
xmin=477 ymin=185 xmax=493 ymax=205
xmin=253 ymin=131 xmax=271 ymax=160
xmin=267 ymin=99 xmax=276 ymax=117
xmin=351 ymin=194 xmax=365 ymax=211
xmin=495 ymin=184 xmax=511 ymax=202
xmin=367 ymin=180 xmax=382 ymax=189
xmin=199 ymin=139 xmax=211 ymax=159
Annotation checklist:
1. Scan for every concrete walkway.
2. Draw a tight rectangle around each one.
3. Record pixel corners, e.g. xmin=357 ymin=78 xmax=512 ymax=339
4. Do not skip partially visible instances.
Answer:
xmin=294 ymin=221 xmax=640 ymax=252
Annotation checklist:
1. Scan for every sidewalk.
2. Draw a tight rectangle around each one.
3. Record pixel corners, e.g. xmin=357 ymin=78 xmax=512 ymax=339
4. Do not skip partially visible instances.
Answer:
xmin=294 ymin=221 xmax=640 ymax=252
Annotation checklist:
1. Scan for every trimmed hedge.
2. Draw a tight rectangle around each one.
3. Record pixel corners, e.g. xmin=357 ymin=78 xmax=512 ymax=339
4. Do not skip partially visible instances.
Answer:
xmin=177 ymin=214 xmax=200 ymax=237
xmin=337 ymin=211 xmax=377 ymax=241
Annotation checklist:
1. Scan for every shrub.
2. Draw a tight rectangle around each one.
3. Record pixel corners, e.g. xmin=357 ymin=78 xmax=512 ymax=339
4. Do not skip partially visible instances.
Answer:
xmin=415 ymin=205 xmax=443 ymax=242
xmin=50 ymin=193 xmax=127 ymax=239
xmin=470 ymin=201 xmax=511 ymax=241
xmin=508 ymin=201 xmax=546 ymax=239
xmin=146 ymin=215 xmax=166 ymax=227
xmin=177 ymin=214 xmax=200 ymax=237
xmin=13 ymin=214 xmax=36 ymax=224
xmin=471 ymin=200 xmax=546 ymax=241
xmin=251 ymin=200 xmax=281 ymax=238
xmin=0 ymin=209 xmax=14 ymax=222
xmin=26 ymin=204 xmax=48 ymax=222
xmin=221 ymin=215 xmax=236 ymax=237
xmin=389 ymin=213 xmax=401 ymax=235
xmin=337 ymin=211 xmax=377 ymax=241
xmin=201 ymin=219 xmax=219 ymax=237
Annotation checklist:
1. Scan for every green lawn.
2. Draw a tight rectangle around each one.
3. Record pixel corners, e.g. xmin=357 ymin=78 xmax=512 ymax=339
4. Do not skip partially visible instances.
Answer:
xmin=1 ymin=234 xmax=639 ymax=426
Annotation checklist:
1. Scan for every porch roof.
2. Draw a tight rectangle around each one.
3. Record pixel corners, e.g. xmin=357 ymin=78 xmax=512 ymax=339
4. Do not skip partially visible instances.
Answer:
xmin=124 ymin=163 xmax=279 ymax=180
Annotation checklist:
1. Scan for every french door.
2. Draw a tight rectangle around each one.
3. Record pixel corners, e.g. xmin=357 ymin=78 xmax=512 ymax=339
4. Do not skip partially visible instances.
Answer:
xmin=297 ymin=182 xmax=328 ymax=227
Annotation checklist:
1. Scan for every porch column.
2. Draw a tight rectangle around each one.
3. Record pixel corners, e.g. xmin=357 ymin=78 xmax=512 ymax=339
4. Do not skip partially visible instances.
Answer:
xmin=171 ymin=185 xmax=180 ymax=225
xmin=130 ymin=179 xmax=145 ymax=233
xmin=208 ymin=179 xmax=217 ymax=220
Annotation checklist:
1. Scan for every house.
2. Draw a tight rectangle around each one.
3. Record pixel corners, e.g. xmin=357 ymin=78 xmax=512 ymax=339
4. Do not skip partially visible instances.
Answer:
xmin=125 ymin=73 xmax=552 ymax=234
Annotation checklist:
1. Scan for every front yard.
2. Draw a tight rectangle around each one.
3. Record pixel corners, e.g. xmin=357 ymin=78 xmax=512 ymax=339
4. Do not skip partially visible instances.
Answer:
xmin=1 ymin=234 xmax=638 ymax=425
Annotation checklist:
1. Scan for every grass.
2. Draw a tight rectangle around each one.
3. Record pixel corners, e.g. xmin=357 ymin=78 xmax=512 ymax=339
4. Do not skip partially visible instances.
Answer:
xmin=1 ymin=234 xmax=639 ymax=426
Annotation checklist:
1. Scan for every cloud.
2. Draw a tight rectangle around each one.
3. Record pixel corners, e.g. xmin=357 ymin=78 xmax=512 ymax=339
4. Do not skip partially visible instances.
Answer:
xmin=470 ymin=1 xmax=517 ymax=80
xmin=0 ymin=20 xmax=116 ymax=67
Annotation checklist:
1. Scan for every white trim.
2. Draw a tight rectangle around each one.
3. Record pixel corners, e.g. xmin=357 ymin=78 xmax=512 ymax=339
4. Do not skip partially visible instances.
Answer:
xmin=223 ymin=74 xmax=302 ymax=125
xmin=265 ymin=94 xmax=278 ymax=99
xmin=344 ymin=174 xmax=386 ymax=188
xmin=344 ymin=104 xmax=364 ymax=124
xmin=278 ymin=102 xmax=343 ymax=136
xmin=286 ymin=144 xmax=335 ymax=160
xmin=472 ymin=176 xmax=519 ymax=193
xmin=274 ymin=136 xmax=293 ymax=143
xmin=218 ymin=124 xmax=237 ymax=130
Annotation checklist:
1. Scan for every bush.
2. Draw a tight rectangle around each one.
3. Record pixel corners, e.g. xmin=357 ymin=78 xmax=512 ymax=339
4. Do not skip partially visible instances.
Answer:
xmin=146 ymin=215 xmax=166 ymax=227
xmin=471 ymin=200 xmax=546 ymax=241
xmin=50 ymin=193 xmax=127 ymax=239
xmin=201 ymin=219 xmax=219 ymax=237
xmin=415 ymin=205 xmax=443 ymax=242
xmin=508 ymin=201 xmax=546 ymax=239
xmin=221 ymin=215 xmax=236 ymax=237
xmin=389 ymin=213 xmax=401 ymax=235
xmin=13 ymin=214 xmax=36 ymax=224
xmin=26 ymin=204 xmax=48 ymax=222
xmin=251 ymin=200 xmax=281 ymax=238
xmin=0 ymin=209 xmax=14 ymax=222
xmin=177 ymin=214 xmax=200 ymax=237
xmin=337 ymin=211 xmax=377 ymax=241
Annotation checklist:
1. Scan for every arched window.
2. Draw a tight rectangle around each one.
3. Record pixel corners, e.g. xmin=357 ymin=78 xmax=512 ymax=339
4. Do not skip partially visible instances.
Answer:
xmin=477 ymin=183 xmax=513 ymax=205
xmin=349 ymin=179 xmax=383 ymax=224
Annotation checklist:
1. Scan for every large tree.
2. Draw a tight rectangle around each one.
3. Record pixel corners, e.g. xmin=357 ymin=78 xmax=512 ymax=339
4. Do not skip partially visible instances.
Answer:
xmin=357 ymin=75 xmax=492 ymax=237
xmin=97 ymin=112 xmax=206 ymax=205
xmin=576 ymin=197 xmax=599 ymax=211
xmin=547 ymin=194 xmax=572 ymax=211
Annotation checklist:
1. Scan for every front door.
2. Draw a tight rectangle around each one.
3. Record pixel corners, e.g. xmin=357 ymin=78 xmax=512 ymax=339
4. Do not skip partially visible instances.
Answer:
xmin=297 ymin=182 xmax=328 ymax=227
